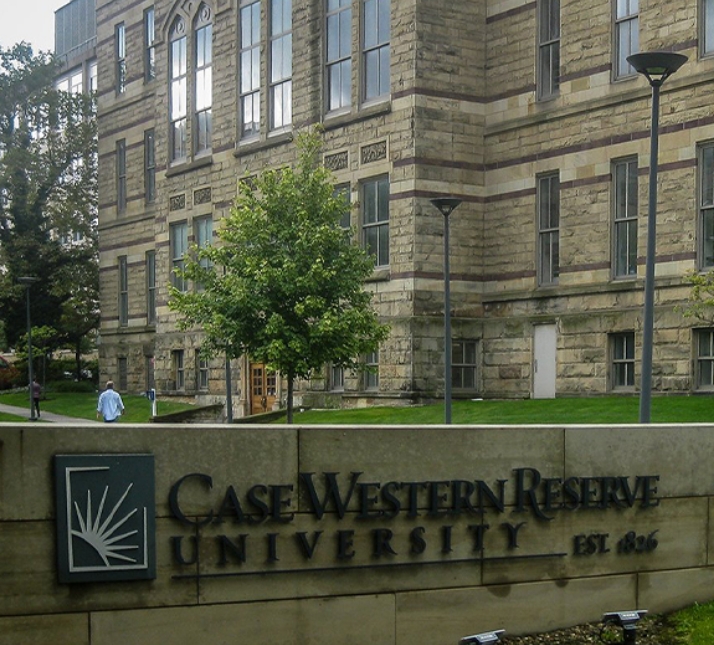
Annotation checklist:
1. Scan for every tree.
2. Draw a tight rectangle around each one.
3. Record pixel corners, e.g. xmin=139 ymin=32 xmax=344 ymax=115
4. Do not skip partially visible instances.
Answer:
xmin=681 ymin=269 xmax=714 ymax=324
xmin=0 ymin=44 xmax=98 ymax=357
xmin=170 ymin=129 xmax=390 ymax=422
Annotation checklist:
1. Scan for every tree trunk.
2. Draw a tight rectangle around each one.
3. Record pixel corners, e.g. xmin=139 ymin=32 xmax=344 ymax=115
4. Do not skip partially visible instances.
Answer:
xmin=75 ymin=341 xmax=82 ymax=381
xmin=286 ymin=374 xmax=294 ymax=424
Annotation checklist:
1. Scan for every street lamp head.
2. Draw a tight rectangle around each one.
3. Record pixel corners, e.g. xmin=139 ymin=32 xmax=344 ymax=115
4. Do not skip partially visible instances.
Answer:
xmin=431 ymin=196 xmax=463 ymax=218
xmin=627 ymin=51 xmax=687 ymax=86
xmin=17 ymin=276 xmax=39 ymax=287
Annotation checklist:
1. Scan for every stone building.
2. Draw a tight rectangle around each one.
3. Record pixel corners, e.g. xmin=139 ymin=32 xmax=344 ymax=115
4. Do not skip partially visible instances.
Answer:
xmin=95 ymin=0 xmax=714 ymax=417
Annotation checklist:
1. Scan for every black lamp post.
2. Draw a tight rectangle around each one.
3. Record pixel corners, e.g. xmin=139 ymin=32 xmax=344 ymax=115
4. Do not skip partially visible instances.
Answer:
xmin=17 ymin=276 xmax=39 ymax=420
xmin=626 ymin=51 xmax=687 ymax=423
xmin=431 ymin=196 xmax=462 ymax=424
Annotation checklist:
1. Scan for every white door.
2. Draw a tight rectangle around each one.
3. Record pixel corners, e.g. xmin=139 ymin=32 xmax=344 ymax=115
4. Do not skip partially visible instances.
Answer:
xmin=533 ymin=324 xmax=557 ymax=399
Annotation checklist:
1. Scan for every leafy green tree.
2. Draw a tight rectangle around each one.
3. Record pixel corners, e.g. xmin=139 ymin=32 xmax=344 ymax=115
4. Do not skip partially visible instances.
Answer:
xmin=681 ymin=269 xmax=714 ymax=324
xmin=0 ymin=44 xmax=98 ymax=354
xmin=170 ymin=130 xmax=390 ymax=422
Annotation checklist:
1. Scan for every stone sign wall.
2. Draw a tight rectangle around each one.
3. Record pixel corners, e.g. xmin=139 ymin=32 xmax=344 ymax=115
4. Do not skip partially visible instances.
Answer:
xmin=2 ymin=423 xmax=714 ymax=644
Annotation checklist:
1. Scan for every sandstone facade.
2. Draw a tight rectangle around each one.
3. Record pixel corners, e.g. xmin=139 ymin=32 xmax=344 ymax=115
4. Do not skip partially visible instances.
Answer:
xmin=96 ymin=0 xmax=714 ymax=415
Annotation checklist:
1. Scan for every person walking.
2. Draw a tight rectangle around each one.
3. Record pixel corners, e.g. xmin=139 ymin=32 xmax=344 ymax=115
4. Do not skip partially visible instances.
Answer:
xmin=31 ymin=378 xmax=41 ymax=418
xmin=96 ymin=380 xmax=125 ymax=423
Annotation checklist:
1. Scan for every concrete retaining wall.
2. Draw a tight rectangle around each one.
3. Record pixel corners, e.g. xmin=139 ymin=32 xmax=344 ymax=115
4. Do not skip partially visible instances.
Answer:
xmin=2 ymin=423 xmax=714 ymax=644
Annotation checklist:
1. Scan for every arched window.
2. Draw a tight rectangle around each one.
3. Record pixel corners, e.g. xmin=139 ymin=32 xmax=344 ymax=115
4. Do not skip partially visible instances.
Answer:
xmin=194 ymin=5 xmax=213 ymax=154
xmin=168 ymin=3 xmax=213 ymax=163
xmin=169 ymin=16 xmax=188 ymax=162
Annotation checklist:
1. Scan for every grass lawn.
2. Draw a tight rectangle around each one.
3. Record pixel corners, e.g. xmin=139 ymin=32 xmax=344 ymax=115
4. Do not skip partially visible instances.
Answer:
xmin=0 ymin=390 xmax=194 ymax=423
xmin=288 ymin=395 xmax=714 ymax=425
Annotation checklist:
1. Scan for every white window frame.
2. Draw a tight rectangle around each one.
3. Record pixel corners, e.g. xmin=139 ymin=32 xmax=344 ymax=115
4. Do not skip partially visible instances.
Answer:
xmin=270 ymin=0 xmax=293 ymax=130
xmin=240 ymin=0 xmax=261 ymax=139
xmin=614 ymin=0 xmax=639 ymax=79
xmin=362 ymin=175 xmax=389 ymax=267
xmin=613 ymin=158 xmax=638 ymax=278
xmin=699 ymin=143 xmax=714 ymax=268
xmin=611 ymin=332 xmax=636 ymax=390
xmin=537 ymin=0 xmax=560 ymax=100
xmin=362 ymin=0 xmax=390 ymax=102
xmin=537 ymin=173 xmax=560 ymax=286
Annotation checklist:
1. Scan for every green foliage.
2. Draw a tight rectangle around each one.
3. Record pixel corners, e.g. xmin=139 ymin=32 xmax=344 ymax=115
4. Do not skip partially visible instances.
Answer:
xmin=0 ymin=43 xmax=98 ymax=351
xmin=667 ymin=602 xmax=714 ymax=645
xmin=281 ymin=395 xmax=714 ymax=425
xmin=170 ymin=129 xmax=390 ymax=421
xmin=681 ymin=269 xmax=714 ymax=324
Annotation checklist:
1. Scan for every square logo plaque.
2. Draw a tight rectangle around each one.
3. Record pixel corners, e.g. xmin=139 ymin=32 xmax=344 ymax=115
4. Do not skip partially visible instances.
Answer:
xmin=55 ymin=454 xmax=156 ymax=584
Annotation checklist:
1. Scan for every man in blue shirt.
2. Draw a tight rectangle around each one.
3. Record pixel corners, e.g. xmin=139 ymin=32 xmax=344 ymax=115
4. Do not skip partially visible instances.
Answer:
xmin=96 ymin=380 xmax=125 ymax=423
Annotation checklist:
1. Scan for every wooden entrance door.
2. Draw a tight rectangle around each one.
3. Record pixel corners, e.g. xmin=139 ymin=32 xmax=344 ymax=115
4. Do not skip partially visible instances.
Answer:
xmin=250 ymin=363 xmax=277 ymax=415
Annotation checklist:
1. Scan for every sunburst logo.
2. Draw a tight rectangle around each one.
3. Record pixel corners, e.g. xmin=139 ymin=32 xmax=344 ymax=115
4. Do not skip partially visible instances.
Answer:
xmin=55 ymin=455 xmax=156 ymax=584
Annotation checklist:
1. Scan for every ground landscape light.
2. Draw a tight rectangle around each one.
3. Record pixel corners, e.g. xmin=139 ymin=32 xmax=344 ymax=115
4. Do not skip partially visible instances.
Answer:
xmin=601 ymin=610 xmax=648 ymax=645
xmin=459 ymin=630 xmax=506 ymax=645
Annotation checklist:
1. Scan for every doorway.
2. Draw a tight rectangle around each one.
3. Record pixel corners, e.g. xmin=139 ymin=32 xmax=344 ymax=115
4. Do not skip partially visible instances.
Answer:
xmin=533 ymin=324 xmax=557 ymax=399
xmin=250 ymin=363 xmax=277 ymax=415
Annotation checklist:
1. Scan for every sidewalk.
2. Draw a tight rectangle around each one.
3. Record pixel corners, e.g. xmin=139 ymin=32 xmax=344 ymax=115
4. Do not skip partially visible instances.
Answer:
xmin=0 ymin=403 xmax=102 ymax=425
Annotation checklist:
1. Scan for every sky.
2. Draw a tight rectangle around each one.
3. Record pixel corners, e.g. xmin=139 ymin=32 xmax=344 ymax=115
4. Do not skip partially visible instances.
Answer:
xmin=0 ymin=0 xmax=68 ymax=53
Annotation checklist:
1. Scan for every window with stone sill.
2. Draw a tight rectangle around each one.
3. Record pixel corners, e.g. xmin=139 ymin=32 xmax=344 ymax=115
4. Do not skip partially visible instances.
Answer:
xmin=240 ymin=0 xmax=261 ymax=139
xmin=168 ymin=3 xmax=213 ymax=163
xmin=362 ymin=175 xmax=389 ymax=268
xmin=614 ymin=0 xmax=639 ymax=79
xmin=537 ymin=172 xmax=559 ymax=286
xmin=703 ymin=0 xmax=714 ymax=56
xmin=537 ymin=0 xmax=560 ymax=100
xmin=170 ymin=222 xmax=189 ymax=292
xmin=270 ymin=0 xmax=293 ymax=130
xmin=118 ymin=256 xmax=128 ymax=327
xmin=115 ymin=23 xmax=126 ymax=94
xmin=364 ymin=350 xmax=379 ymax=390
xmin=696 ymin=329 xmax=714 ymax=389
xmin=699 ymin=143 xmax=714 ymax=268
xmin=612 ymin=158 xmax=638 ymax=278
xmin=452 ymin=340 xmax=478 ymax=390
xmin=145 ymin=7 xmax=156 ymax=82
xmin=611 ymin=331 xmax=635 ymax=390
xmin=326 ymin=0 xmax=391 ymax=115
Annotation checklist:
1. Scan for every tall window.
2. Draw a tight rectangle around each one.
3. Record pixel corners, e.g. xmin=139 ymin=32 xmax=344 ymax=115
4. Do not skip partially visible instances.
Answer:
xmin=115 ymin=23 xmax=126 ymax=94
xmin=331 ymin=364 xmax=345 ymax=391
xmin=145 ymin=7 xmax=156 ymax=82
xmin=171 ymin=223 xmax=189 ymax=292
xmin=327 ymin=0 xmax=352 ymax=112
xmin=144 ymin=129 xmax=156 ymax=203
xmin=240 ymin=1 xmax=261 ymax=138
xmin=700 ymin=143 xmax=714 ymax=268
xmin=362 ymin=0 xmax=390 ymax=101
xmin=270 ymin=0 xmax=293 ymax=130
xmin=335 ymin=183 xmax=351 ymax=230
xmin=118 ymin=256 xmax=128 ymax=326
xmin=173 ymin=350 xmax=185 ymax=390
xmin=704 ymin=0 xmax=714 ymax=55
xmin=537 ymin=173 xmax=560 ymax=285
xmin=362 ymin=176 xmax=389 ymax=267
xmin=537 ymin=0 xmax=560 ymax=99
xmin=614 ymin=0 xmax=639 ymax=78
xmin=116 ymin=139 xmax=126 ymax=213
xmin=197 ymin=354 xmax=209 ymax=390
xmin=452 ymin=340 xmax=478 ymax=390
xmin=195 ymin=6 xmax=213 ymax=154
xmin=170 ymin=17 xmax=188 ymax=161
xmin=195 ymin=216 xmax=213 ymax=284
xmin=613 ymin=158 xmax=638 ymax=278
xmin=611 ymin=332 xmax=635 ymax=389
xmin=365 ymin=350 xmax=379 ymax=390
xmin=696 ymin=329 xmax=714 ymax=389
xmin=146 ymin=250 xmax=156 ymax=325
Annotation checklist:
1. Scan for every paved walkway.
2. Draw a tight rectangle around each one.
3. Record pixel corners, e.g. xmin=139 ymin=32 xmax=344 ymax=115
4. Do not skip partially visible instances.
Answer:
xmin=0 ymin=402 xmax=102 ymax=425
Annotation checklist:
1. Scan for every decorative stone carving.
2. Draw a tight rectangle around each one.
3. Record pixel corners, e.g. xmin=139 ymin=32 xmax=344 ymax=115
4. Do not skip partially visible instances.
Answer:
xmin=169 ymin=194 xmax=186 ymax=211
xmin=324 ymin=151 xmax=349 ymax=171
xmin=361 ymin=141 xmax=387 ymax=165
xmin=194 ymin=187 xmax=211 ymax=205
